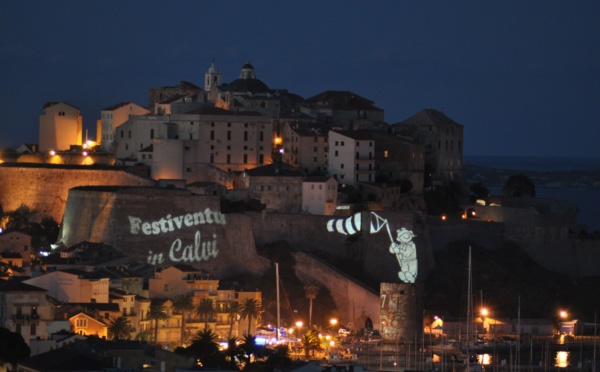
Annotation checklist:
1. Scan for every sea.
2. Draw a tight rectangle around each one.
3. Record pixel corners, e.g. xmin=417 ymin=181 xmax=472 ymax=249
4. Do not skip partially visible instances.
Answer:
xmin=463 ymin=155 xmax=600 ymax=232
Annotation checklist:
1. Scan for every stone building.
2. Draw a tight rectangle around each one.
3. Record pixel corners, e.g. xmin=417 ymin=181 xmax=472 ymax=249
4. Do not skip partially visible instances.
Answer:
xmin=371 ymin=131 xmax=425 ymax=194
xmin=393 ymin=109 xmax=464 ymax=187
xmin=243 ymin=164 xmax=305 ymax=213
xmin=282 ymin=123 xmax=329 ymax=175
xmin=39 ymin=102 xmax=82 ymax=152
xmin=302 ymin=176 xmax=338 ymax=215
xmin=24 ymin=269 xmax=110 ymax=304
xmin=302 ymin=90 xmax=385 ymax=128
xmin=0 ymin=280 xmax=64 ymax=344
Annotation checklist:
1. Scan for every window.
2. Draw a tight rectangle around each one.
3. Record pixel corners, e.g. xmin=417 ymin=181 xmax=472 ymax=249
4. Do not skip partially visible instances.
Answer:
xmin=311 ymin=185 xmax=314 ymax=190
xmin=384 ymin=150 xmax=389 ymax=158
xmin=210 ymin=154 xmax=214 ymax=163
xmin=186 ymin=167 xmax=192 ymax=172
xmin=128 ymin=130 xmax=131 ymax=139
xmin=227 ymin=131 xmax=231 ymax=141
xmin=244 ymin=131 xmax=248 ymax=141
xmin=314 ymin=136 xmax=318 ymax=142
xmin=150 ymin=129 xmax=154 ymax=139
xmin=227 ymin=122 xmax=231 ymax=127
xmin=259 ymin=154 xmax=264 ymax=164
xmin=341 ymin=141 xmax=345 ymax=146
xmin=211 ymin=122 xmax=215 ymax=127
xmin=184 ymin=146 xmax=190 ymax=151
xmin=314 ymin=157 xmax=317 ymax=162
xmin=335 ymin=150 xmax=338 ymax=157
xmin=227 ymin=154 xmax=231 ymax=164
xmin=227 ymin=145 xmax=231 ymax=150
xmin=357 ymin=142 xmax=360 ymax=147
xmin=369 ymin=142 xmax=373 ymax=147
xmin=30 ymin=323 xmax=36 ymax=335
xmin=314 ymin=147 xmax=317 ymax=152
xmin=76 ymin=318 xmax=88 ymax=327
xmin=244 ymin=146 xmax=248 ymax=150
xmin=243 ymin=154 xmax=248 ymax=164
xmin=335 ymin=141 xmax=339 ymax=146
xmin=244 ymin=123 xmax=248 ymax=128
xmin=341 ymin=164 xmax=344 ymax=169
xmin=211 ymin=145 xmax=214 ymax=150
xmin=210 ymin=131 xmax=214 ymax=140
xmin=120 ymin=130 xmax=124 ymax=138
xmin=260 ymin=132 xmax=264 ymax=141
xmin=164 ymin=284 xmax=169 ymax=292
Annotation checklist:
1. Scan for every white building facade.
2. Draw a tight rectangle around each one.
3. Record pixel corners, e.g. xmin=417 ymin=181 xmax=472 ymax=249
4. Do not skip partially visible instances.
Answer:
xmin=99 ymin=102 xmax=149 ymax=152
xmin=302 ymin=176 xmax=338 ymax=215
xmin=328 ymin=130 xmax=375 ymax=187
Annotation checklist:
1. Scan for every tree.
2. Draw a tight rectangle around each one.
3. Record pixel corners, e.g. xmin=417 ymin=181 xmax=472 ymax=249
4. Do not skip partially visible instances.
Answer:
xmin=223 ymin=337 xmax=243 ymax=370
xmin=469 ymin=182 xmax=490 ymax=199
xmin=172 ymin=293 xmax=195 ymax=346
xmin=196 ymin=298 xmax=216 ymax=330
xmin=266 ymin=344 xmax=292 ymax=369
xmin=107 ymin=316 xmax=134 ymax=340
xmin=240 ymin=298 xmax=262 ymax=336
xmin=303 ymin=282 xmax=320 ymax=327
xmin=0 ymin=327 xmax=30 ymax=369
xmin=300 ymin=329 xmax=321 ymax=358
xmin=503 ymin=174 xmax=536 ymax=197
xmin=147 ymin=302 xmax=169 ymax=345
xmin=226 ymin=301 xmax=241 ymax=338
xmin=189 ymin=329 xmax=222 ymax=368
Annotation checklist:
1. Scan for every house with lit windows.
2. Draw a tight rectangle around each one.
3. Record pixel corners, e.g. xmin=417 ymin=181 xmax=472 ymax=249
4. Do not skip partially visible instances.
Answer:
xmin=327 ymin=130 xmax=376 ymax=187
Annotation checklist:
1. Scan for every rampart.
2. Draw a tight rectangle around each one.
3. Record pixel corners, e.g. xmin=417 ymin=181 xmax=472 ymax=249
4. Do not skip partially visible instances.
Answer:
xmin=57 ymin=187 xmax=271 ymax=278
xmin=0 ymin=164 xmax=155 ymax=223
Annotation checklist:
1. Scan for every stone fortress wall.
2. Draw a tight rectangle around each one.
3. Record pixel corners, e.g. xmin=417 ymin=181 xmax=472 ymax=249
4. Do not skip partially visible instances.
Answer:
xmin=1 ymin=164 xmax=599 ymax=280
xmin=0 ymin=164 xmax=155 ymax=223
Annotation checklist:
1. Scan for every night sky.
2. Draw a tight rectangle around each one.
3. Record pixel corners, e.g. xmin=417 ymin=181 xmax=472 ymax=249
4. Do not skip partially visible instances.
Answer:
xmin=1 ymin=1 xmax=598 ymax=158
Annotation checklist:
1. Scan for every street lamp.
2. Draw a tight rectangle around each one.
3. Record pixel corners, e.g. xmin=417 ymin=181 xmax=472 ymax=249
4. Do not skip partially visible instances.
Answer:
xmin=481 ymin=308 xmax=488 ymax=335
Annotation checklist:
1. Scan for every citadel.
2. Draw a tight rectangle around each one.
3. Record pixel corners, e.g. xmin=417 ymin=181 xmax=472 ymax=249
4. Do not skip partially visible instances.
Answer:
xmin=0 ymin=60 xmax=598 ymax=368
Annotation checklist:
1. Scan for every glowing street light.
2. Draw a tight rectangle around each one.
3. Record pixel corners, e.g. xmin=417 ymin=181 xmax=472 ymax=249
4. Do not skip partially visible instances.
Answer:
xmin=560 ymin=310 xmax=568 ymax=319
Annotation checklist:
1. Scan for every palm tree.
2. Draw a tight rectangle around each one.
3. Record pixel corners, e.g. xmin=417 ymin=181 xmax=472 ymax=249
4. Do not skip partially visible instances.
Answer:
xmin=223 ymin=336 xmax=243 ymax=370
xmin=196 ymin=298 xmax=216 ymax=330
xmin=303 ymin=282 xmax=320 ymax=326
xmin=226 ymin=302 xmax=241 ymax=338
xmin=171 ymin=293 xmax=195 ymax=346
xmin=107 ymin=316 xmax=134 ymax=340
xmin=189 ymin=329 xmax=221 ymax=367
xmin=240 ymin=298 xmax=262 ymax=336
xmin=147 ymin=302 xmax=169 ymax=345
xmin=300 ymin=329 xmax=321 ymax=358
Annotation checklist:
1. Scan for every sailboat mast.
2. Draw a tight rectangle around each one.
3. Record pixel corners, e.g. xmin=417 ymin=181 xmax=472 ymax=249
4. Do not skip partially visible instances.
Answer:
xmin=466 ymin=246 xmax=473 ymax=366
xmin=276 ymin=262 xmax=281 ymax=341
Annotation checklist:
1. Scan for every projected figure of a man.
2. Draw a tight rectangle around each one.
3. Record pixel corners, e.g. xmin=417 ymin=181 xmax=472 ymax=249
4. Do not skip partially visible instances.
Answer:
xmin=389 ymin=227 xmax=417 ymax=283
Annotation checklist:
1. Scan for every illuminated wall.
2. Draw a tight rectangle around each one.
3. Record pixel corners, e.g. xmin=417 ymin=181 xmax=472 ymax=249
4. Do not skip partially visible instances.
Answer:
xmin=326 ymin=211 xmax=419 ymax=283
xmin=39 ymin=102 xmax=82 ymax=152
xmin=57 ymin=187 xmax=271 ymax=277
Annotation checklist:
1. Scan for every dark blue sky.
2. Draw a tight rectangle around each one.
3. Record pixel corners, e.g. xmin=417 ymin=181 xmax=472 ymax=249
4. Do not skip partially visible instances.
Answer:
xmin=1 ymin=1 xmax=599 ymax=157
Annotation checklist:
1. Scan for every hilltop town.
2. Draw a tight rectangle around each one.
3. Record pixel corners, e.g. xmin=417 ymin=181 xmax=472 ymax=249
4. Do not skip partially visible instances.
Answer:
xmin=0 ymin=61 xmax=599 ymax=371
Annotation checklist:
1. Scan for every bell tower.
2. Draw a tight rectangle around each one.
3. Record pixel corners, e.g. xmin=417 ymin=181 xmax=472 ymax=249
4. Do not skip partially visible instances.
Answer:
xmin=204 ymin=59 xmax=222 ymax=91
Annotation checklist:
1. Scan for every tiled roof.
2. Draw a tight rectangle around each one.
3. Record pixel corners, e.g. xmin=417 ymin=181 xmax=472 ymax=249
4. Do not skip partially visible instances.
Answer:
xmin=18 ymin=347 xmax=112 ymax=371
xmin=245 ymin=163 xmax=304 ymax=177
xmin=101 ymin=101 xmax=133 ymax=111
xmin=306 ymin=90 xmax=383 ymax=111
xmin=43 ymin=101 xmax=80 ymax=110
xmin=398 ymin=108 xmax=463 ymax=127
xmin=304 ymin=176 xmax=333 ymax=183
xmin=0 ymin=280 xmax=46 ymax=293
xmin=185 ymin=106 xmax=262 ymax=116
xmin=330 ymin=129 xmax=374 ymax=141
